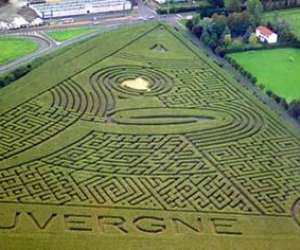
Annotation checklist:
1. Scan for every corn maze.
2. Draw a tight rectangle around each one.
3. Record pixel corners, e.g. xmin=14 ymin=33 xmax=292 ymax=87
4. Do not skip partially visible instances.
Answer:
xmin=0 ymin=23 xmax=300 ymax=250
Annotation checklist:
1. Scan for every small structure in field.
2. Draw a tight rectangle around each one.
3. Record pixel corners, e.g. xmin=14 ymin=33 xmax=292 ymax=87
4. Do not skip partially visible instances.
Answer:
xmin=256 ymin=26 xmax=278 ymax=44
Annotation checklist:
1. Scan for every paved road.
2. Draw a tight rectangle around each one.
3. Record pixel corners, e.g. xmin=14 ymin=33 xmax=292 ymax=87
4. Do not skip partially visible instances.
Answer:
xmin=0 ymin=20 xmax=138 ymax=74
xmin=137 ymin=0 xmax=157 ymax=18
xmin=0 ymin=0 xmax=187 ymax=74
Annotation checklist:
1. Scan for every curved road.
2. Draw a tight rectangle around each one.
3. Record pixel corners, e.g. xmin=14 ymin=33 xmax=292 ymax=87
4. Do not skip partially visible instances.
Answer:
xmin=0 ymin=23 xmax=123 ymax=74
xmin=0 ymin=31 xmax=55 ymax=73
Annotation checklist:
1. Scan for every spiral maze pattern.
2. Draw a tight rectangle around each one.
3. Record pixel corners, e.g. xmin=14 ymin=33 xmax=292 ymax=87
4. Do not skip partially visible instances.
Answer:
xmin=91 ymin=65 xmax=173 ymax=97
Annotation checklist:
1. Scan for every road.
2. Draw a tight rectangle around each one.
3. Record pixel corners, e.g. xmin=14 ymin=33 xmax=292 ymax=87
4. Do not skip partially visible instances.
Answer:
xmin=0 ymin=20 xmax=138 ymax=74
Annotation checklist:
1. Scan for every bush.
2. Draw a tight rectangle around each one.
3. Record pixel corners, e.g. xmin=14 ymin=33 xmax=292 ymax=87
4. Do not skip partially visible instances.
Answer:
xmin=258 ymin=83 xmax=265 ymax=90
xmin=288 ymin=100 xmax=300 ymax=119
xmin=266 ymin=90 xmax=273 ymax=97
xmin=157 ymin=2 xmax=212 ymax=14
xmin=186 ymin=19 xmax=193 ymax=30
xmin=0 ymin=64 xmax=32 ymax=90
xmin=200 ymin=7 xmax=227 ymax=17
xmin=215 ymin=46 xmax=225 ymax=57
xmin=192 ymin=25 xmax=203 ymax=38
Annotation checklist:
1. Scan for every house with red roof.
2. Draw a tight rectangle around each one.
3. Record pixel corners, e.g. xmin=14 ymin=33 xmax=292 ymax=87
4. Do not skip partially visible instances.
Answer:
xmin=256 ymin=26 xmax=278 ymax=44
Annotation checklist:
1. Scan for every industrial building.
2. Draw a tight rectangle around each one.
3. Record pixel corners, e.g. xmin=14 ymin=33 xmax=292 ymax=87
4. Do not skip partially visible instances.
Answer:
xmin=29 ymin=0 xmax=132 ymax=19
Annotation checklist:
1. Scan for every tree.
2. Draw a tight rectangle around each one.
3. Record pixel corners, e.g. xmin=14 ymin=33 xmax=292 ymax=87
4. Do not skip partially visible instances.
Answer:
xmin=208 ymin=0 xmax=224 ymax=7
xmin=228 ymin=12 xmax=251 ymax=36
xmin=271 ymin=19 xmax=297 ymax=43
xmin=224 ymin=0 xmax=241 ymax=12
xmin=288 ymin=100 xmax=300 ymax=119
xmin=192 ymin=13 xmax=202 ymax=27
xmin=243 ymin=26 xmax=253 ymax=42
xmin=247 ymin=0 xmax=263 ymax=25
xmin=192 ymin=25 xmax=203 ymax=38
xmin=280 ymin=98 xmax=289 ymax=110
xmin=201 ymin=29 xmax=211 ymax=45
xmin=253 ymin=1 xmax=264 ymax=25
xmin=224 ymin=34 xmax=232 ymax=46
xmin=248 ymin=33 xmax=257 ymax=45
xmin=211 ymin=14 xmax=227 ymax=38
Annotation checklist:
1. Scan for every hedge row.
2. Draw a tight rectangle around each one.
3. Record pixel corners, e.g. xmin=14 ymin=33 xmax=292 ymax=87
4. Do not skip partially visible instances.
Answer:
xmin=224 ymin=55 xmax=257 ymax=84
xmin=224 ymin=54 xmax=300 ymax=121
xmin=157 ymin=4 xmax=219 ymax=15
xmin=0 ymin=41 xmax=73 ymax=90
xmin=0 ymin=65 xmax=32 ymax=88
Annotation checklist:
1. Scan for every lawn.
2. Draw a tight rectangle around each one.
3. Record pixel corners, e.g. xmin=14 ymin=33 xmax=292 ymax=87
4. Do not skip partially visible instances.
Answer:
xmin=0 ymin=22 xmax=300 ymax=250
xmin=264 ymin=8 xmax=300 ymax=38
xmin=0 ymin=37 xmax=39 ymax=64
xmin=47 ymin=27 xmax=96 ymax=42
xmin=229 ymin=48 xmax=300 ymax=102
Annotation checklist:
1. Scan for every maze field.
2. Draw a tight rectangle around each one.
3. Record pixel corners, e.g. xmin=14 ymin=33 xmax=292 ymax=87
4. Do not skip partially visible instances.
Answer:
xmin=0 ymin=22 xmax=300 ymax=250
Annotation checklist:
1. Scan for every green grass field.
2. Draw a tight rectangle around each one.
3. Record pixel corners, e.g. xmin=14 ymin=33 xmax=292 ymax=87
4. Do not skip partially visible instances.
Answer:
xmin=0 ymin=22 xmax=300 ymax=250
xmin=0 ymin=37 xmax=39 ymax=64
xmin=229 ymin=48 xmax=300 ymax=102
xmin=264 ymin=8 xmax=300 ymax=38
xmin=47 ymin=27 xmax=96 ymax=42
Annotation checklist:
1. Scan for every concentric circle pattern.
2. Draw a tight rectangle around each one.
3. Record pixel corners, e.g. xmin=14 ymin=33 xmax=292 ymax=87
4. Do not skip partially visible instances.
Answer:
xmin=92 ymin=65 xmax=173 ymax=96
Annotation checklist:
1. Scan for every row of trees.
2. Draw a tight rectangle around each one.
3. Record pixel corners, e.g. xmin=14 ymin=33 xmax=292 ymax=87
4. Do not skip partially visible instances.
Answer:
xmin=208 ymin=0 xmax=300 ymax=10
xmin=225 ymin=55 xmax=300 ymax=121
xmin=266 ymin=90 xmax=300 ymax=121
xmin=261 ymin=0 xmax=300 ymax=10
xmin=0 ymin=65 xmax=31 ymax=89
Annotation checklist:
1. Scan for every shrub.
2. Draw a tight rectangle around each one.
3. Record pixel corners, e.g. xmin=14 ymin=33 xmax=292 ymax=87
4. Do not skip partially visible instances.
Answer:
xmin=288 ymin=100 xmax=300 ymax=119
xmin=266 ymin=90 xmax=273 ymax=97
xmin=215 ymin=46 xmax=225 ymax=57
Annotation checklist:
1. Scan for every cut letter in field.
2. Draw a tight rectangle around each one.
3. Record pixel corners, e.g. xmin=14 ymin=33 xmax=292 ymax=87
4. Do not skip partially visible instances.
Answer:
xmin=0 ymin=22 xmax=299 ymax=250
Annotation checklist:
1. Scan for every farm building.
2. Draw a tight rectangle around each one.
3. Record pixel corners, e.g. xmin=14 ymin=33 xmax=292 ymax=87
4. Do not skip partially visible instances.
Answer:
xmin=256 ymin=26 xmax=278 ymax=44
xmin=29 ymin=0 xmax=132 ymax=19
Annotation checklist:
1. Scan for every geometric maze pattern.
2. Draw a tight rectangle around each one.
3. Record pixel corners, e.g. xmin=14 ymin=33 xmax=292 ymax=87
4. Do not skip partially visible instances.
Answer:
xmin=0 ymin=149 xmax=257 ymax=213
xmin=0 ymin=101 xmax=80 ymax=161
xmin=0 ymin=23 xmax=300 ymax=219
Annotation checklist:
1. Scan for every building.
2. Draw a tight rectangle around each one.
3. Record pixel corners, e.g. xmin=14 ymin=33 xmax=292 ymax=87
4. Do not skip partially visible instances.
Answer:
xmin=29 ymin=0 xmax=132 ymax=19
xmin=11 ymin=16 xmax=29 ymax=28
xmin=256 ymin=26 xmax=278 ymax=44
xmin=153 ymin=0 xmax=185 ymax=4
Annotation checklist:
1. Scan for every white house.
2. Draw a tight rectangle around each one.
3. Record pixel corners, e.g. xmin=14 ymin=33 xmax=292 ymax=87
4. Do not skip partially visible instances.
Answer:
xmin=256 ymin=26 xmax=278 ymax=44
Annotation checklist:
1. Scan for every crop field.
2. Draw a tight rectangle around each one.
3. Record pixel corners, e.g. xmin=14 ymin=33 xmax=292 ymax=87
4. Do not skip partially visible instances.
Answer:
xmin=264 ymin=8 xmax=300 ymax=38
xmin=0 ymin=22 xmax=300 ymax=250
xmin=229 ymin=48 xmax=300 ymax=102
xmin=0 ymin=36 xmax=39 ymax=64
xmin=47 ymin=27 xmax=97 ymax=42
